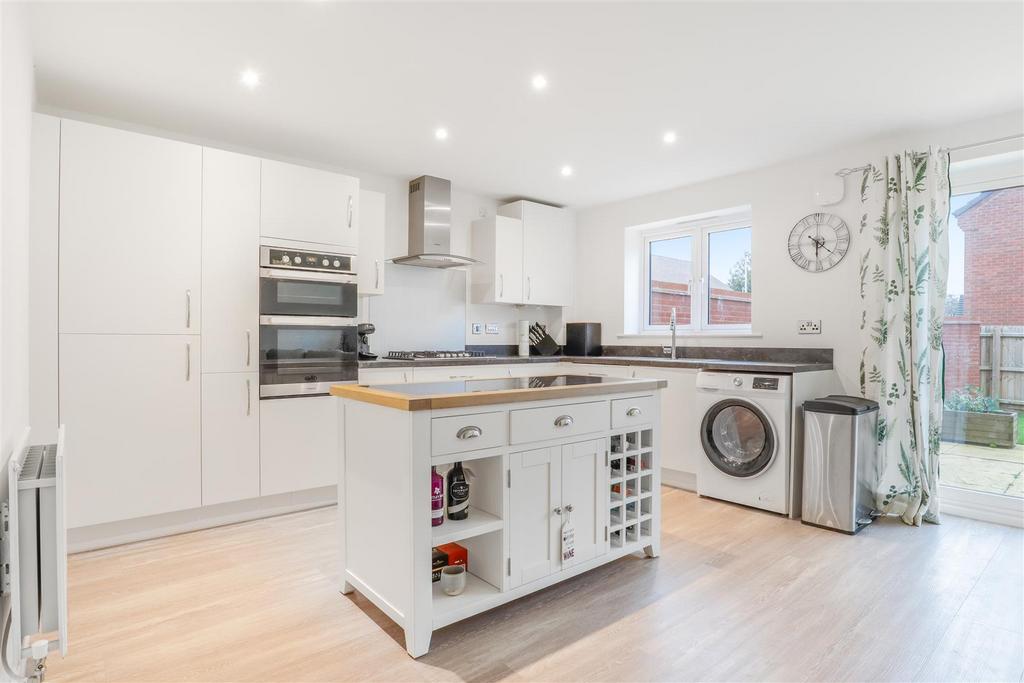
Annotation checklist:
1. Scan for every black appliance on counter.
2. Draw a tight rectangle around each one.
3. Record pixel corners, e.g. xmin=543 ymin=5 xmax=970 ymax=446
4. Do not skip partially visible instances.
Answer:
xmin=565 ymin=322 xmax=602 ymax=356
xmin=358 ymin=323 xmax=377 ymax=360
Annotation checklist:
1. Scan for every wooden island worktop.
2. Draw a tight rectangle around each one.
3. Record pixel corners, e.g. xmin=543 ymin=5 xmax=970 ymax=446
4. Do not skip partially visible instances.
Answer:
xmin=334 ymin=373 xmax=666 ymax=657
xmin=330 ymin=373 xmax=668 ymax=410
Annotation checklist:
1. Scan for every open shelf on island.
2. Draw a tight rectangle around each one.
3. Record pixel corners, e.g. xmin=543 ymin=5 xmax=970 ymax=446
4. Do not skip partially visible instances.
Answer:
xmin=432 ymin=571 xmax=501 ymax=627
xmin=432 ymin=507 xmax=503 ymax=545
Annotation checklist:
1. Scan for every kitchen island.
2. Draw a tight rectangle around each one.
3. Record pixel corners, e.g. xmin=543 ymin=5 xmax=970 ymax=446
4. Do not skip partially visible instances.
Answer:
xmin=331 ymin=374 xmax=666 ymax=657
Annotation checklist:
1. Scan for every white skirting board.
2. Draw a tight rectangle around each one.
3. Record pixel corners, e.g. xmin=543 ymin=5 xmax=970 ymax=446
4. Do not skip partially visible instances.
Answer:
xmin=941 ymin=485 xmax=1024 ymax=528
xmin=68 ymin=486 xmax=336 ymax=552
xmin=661 ymin=467 xmax=696 ymax=491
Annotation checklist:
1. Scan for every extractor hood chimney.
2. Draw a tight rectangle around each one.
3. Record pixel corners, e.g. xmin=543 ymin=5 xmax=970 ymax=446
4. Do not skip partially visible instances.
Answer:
xmin=391 ymin=175 xmax=479 ymax=268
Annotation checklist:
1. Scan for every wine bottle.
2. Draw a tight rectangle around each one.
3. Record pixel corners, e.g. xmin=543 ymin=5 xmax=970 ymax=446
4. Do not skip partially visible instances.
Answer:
xmin=431 ymin=466 xmax=445 ymax=527
xmin=446 ymin=462 xmax=470 ymax=521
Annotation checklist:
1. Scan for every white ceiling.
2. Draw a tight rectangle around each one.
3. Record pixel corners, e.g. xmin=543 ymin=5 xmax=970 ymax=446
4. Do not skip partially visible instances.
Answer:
xmin=29 ymin=1 xmax=1024 ymax=208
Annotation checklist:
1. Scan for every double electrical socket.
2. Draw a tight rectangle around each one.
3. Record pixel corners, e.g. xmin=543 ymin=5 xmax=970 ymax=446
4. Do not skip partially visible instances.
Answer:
xmin=471 ymin=323 xmax=500 ymax=335
xmin=798 ymin=320 xmax=822 ymax=334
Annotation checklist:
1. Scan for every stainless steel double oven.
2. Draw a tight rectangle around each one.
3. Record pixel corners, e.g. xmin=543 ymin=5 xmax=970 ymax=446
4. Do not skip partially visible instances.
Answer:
xmin=259 ymin=246 xmax=358 ymax=398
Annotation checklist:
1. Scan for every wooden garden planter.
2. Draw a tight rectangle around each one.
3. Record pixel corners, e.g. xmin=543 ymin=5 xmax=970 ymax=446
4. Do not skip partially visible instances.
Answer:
xmin=941 ymin=409 xmax=1019 ymax=448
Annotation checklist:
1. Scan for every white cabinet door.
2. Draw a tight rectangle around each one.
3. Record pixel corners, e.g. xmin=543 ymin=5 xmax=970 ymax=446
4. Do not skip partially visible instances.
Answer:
xmin=59 ymin=333 xmax=201 ymax=527
xmin=358 ymin=367 xmax=414 ymax=385
xmin=508 ymin=447 xmax=561 ymax=588
xmin=202 ymin=148 xmax=260 ymax=373
xmin=560 ymin=438 xmax=608 ymax=566
xmin=59 ymin=120 xmax=202 ymax=334
xmin=470 ymin=216 xmax=524 ymax=304
xmin=260 ymin=159 xmax=359 ymax=249
xmin=358 ymin=189 xmax=387 ymax=295
xmin=519 ymin=203 xmax=573 ymax=307
xmin=632 ymin=366 xmax=699 ymax=475
xmin=201 ymin=372 xmax=259 ymax=506
xmin=260 ymin=396 xmax=339 ymax=496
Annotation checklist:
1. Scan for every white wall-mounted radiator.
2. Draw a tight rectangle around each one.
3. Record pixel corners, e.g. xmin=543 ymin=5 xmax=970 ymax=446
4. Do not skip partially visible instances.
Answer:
xmin=1 ymin=426 xmax=68 ymax=665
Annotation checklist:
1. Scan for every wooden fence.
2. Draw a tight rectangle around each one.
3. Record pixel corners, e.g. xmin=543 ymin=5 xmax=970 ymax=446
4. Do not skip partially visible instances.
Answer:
xmin=980 ymin=326 xmax=1024 ymax=409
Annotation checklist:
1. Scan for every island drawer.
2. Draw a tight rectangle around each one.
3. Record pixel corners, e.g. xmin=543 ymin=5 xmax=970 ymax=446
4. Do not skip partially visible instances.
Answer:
xmin=611 ymin=395 xmax=656 ymax=428
xmin=432 ymin=411 xmax=507 ymax=455
xmin=509 ymin=401 xmax=608 ymax=444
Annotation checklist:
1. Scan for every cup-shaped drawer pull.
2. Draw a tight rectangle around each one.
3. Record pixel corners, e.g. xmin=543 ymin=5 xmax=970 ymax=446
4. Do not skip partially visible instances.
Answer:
xmin=456 ymin=425 xmax=483 ymax=440
xmin=626 ymin=406 xmax=642 ymax=417
xmin=553 ymin=415 xmax=574 ymax=428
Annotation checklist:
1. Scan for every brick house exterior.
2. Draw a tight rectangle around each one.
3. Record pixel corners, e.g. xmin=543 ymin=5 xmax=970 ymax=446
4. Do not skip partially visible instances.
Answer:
xmin=942 ymin=186 xmax=1024 ymax=395
xmin=649 ymin=255 xmax=751 ymax=326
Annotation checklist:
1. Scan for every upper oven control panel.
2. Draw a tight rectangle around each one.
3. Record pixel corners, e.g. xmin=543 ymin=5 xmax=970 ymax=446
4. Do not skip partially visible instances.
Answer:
xmin=261 ymin=247 xmax=355 ymax=274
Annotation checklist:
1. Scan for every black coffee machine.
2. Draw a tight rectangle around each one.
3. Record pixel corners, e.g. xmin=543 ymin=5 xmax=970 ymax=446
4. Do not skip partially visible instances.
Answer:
xmin=358 ymin=323 xmax=377 ymax=360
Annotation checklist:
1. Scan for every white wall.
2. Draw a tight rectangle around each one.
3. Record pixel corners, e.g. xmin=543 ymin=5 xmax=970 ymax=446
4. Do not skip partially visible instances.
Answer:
xmin=573 ymin=111 xmax=1024 ymax=392
xmin=0 ymin=1 xmax=34 ymax=677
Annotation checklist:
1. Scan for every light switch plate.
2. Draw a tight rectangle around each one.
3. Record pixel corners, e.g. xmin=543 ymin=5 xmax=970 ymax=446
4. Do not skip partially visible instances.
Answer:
xmin=798 ymin=320 xmax=822 ymax=334
xmin=485 ymin=323 xmax=500 ymax=335
xmin=471 ymin=323 xmax=483 ymax=335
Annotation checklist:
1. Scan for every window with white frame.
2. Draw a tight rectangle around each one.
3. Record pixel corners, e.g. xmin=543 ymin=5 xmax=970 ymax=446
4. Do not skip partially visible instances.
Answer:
xmin=639 ymin=212 xmax=753 ymax=332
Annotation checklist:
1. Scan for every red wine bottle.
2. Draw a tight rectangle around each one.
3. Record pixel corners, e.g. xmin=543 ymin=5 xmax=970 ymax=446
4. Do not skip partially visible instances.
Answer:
xmin=447 ymin=462 xmax=470 ymax=520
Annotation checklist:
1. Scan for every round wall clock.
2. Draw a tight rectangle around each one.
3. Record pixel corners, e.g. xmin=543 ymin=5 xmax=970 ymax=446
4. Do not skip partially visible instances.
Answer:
xmin=787 ymin=212 xmax=850 ymax=272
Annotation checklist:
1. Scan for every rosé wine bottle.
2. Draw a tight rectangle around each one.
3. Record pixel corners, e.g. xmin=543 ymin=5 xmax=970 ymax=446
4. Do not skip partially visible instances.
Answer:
xmin=431 ymin=466 xmax=445 ymax=527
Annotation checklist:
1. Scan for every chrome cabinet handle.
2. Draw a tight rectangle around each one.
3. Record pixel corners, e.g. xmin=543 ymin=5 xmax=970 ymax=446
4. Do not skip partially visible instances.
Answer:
xmin=526 ymin=276 xmax=532 ymax=300
xmin=402 ymin=371 xmax=409 ymax=382
xmin=626 ymin=407 xmax=642 ymax=417
xmin=449 ymin=375 xmax=473 ymax=380
xmin=375 ymin=260 xmax=381 ymax=289
xmin=553 ymin=506 xmax=562 ymax=515
xmin=185 ymin=343 xmax=191 ymax=381
xmin=499 ymin=273 xmax=504 ymax=298
xmin=564 ymin=503 xmax=574 ymax=513
xmin=347 ymin=195 xmax=353 ymax=228
xmin=185 ymin=289 xmax=192 ymax=328
xmin=456 ymin=426 xmax=482 ymax=440
xmin=246 ymin=378 xmax=252 ymax=416
xmin=245 ymin=330 xmax=252 ymax=367
xmin=554 ymin=415 xmax=574 ymax=428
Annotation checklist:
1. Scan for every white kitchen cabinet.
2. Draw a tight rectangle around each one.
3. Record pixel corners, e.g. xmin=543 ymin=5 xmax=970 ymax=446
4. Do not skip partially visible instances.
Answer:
xmin=358 ymin=189 xmax=387 ymax=295
xmin=508 ymin=447 xmax=561 ymax=588
xmin=260 ymin=396 xmax=339 ymax=496
xmin=632 ymin=366 xmax=699 ymax=478
xmin=508 ymin=437 xmax=606 ymax=587
xmin=58 ymin=119 xmax=202 ymax=334
xmin=358 ymin=367 xmax=414 ymax=384
xmin=260 ymin=159 xmax=359 ymax=249
xmin=558 ymin=438 xmax=607 ymax=566
xmin=59 ymin=333 xmax=201 ymax=528
xmin=497 ymin=201 xmax=574 ymax=307
xmin=202 ymin=148 xmax=260 ymax=373
xmin=470 ymin=216 xmax=524 ymax=304
xmin=202 ymin=372 xmax=260 ymax=506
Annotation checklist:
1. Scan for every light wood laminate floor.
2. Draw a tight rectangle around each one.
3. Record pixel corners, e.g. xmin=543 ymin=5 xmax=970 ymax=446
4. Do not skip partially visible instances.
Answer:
xmin=49 ymin=488 xmax=1024 ymax=682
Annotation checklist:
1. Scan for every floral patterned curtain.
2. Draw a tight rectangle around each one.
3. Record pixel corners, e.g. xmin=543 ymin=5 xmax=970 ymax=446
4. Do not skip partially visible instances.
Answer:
xmin=858 ymin=149 xmax=950 ymax=525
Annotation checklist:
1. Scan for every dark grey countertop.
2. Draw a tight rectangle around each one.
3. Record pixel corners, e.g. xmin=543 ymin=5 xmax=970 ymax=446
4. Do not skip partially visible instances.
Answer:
xmin=359 ymin=355 xmax=832 ymax=374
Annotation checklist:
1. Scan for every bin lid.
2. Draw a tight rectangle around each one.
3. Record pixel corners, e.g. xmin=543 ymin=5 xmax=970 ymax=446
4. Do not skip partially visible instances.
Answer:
xmin=803 ymin=395 xmax=879 ymax=415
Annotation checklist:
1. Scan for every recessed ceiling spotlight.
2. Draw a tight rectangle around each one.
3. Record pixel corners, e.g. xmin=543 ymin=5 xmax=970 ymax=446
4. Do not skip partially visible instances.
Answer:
xmin=239 ymin=68 xmax=262 ymax=89
xmin=434 ymin=127 xmax=449 ymax=141
xmin=560 ymin=165 xmax=573 ymax=177
xmin=532 ymin=74 xmax=548 ymax=91
xmin=663 ymin=130 xmax=678 ymax=145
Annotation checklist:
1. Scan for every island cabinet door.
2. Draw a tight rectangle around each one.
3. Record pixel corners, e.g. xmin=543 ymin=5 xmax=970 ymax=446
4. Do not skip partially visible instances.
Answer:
xmin=559 ymin=438 xmax=608 ymax=566
xmin=508 ymin=447 xmax=561 ymax=589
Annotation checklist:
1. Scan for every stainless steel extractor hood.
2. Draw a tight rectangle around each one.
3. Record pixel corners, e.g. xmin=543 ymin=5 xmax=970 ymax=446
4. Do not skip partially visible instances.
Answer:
xmin=391 ymin=175 xmax=479 ymax=268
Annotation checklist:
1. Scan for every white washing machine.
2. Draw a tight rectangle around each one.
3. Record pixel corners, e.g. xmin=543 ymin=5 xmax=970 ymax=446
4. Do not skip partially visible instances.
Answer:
xmin=695 ymin=371 xmax=794 ymax=515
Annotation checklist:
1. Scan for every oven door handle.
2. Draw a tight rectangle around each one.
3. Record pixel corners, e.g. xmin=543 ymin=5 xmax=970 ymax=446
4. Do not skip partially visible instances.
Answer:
xmin=260 ymin=315 xmax=356 ymax=327
xmin=260 ymin=267 xmax=357 ymax=284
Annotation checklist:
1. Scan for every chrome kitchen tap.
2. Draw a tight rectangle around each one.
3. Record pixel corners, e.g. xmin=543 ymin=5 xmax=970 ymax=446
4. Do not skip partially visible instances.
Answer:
xmin=663 ymin=307 xmax=677 ymax=359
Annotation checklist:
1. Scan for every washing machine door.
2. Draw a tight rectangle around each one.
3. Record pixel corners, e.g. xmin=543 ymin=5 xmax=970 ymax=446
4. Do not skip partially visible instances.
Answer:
xmin=700 ymin=398 xmax=777 ymax=478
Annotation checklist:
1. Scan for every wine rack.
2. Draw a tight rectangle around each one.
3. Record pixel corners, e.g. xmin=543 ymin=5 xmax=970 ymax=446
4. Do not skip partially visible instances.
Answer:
xmin=607 ymin=427 xmax=655 ymax=550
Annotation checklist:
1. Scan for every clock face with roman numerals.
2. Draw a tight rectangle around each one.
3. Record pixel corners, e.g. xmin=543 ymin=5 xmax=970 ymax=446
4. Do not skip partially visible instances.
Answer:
xmin=787 ymin=213 xmax=850 ymax=272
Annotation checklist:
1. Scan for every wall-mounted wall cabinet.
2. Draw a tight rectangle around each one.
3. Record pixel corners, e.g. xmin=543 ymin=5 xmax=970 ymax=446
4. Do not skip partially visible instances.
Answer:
xmin=471 ymin=201 xmax=574 ymax=307
xmin=358 ymin=188 xmax=387 ymax=296
xmin=260 ymin=159 xmax=359 ymax=249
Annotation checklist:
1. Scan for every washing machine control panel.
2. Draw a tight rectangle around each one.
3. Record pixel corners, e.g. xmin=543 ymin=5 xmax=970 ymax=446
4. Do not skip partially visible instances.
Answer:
xmin=752 ymin=377 xmax=779 ymax=391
